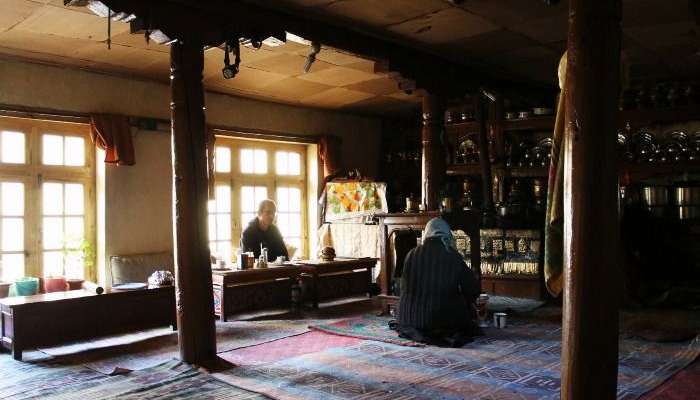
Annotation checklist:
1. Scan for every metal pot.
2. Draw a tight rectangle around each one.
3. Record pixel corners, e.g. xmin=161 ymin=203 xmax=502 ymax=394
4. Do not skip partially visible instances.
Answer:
xmin=673 ymin=186 xmax=700 ymax=206
xmin=677 ymin=206 xmax=700 ymax=220
xmin=642 ymin=186 xmax=669 ymax=206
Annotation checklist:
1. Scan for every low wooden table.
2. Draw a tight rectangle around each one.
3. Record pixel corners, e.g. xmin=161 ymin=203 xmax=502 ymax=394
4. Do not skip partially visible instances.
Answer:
xmin=0 ymin=285 xmax=176 ymax=361
xmin=212 ymin=265 xmax=301 ymax=321
xmin=297 ymin=257 xmax=378 ymax=308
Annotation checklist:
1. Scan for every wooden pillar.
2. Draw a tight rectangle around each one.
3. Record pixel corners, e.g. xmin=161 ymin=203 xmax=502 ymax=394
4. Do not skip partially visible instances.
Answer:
xmin=421 ymin=94 xmax=445 ymax=210
xmin=562 ymin=0 xmax=622 ymax=399
xmin=170 ymin=38 xmax=217 ymax=364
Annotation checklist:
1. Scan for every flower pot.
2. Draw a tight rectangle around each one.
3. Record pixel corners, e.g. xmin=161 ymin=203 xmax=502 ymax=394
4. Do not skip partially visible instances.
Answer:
xmin=0 ymin=282 xmax=10 ymax=298
xmin=14 ymin=277 xmax=39 ymax=296
xmin=66 ymin=278 xmax=84 ymax=291
xmin=43 ymin=276 xmax=68 ymax=293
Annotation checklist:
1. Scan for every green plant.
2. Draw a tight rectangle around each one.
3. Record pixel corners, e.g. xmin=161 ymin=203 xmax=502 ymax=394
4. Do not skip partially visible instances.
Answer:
xmin=61 ymin=238 xmax=95 ymax=276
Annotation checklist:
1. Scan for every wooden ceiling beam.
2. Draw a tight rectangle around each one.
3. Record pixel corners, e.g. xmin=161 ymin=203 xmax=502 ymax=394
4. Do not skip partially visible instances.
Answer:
xmin=65 ymin=0 xmax=553 ymax=99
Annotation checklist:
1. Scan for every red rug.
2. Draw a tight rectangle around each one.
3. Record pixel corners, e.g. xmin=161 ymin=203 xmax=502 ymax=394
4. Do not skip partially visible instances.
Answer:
xmin=219 ymin=331 xmax=361 ymax=366
xmin=642 ymin=357 xmax=700 ymax=400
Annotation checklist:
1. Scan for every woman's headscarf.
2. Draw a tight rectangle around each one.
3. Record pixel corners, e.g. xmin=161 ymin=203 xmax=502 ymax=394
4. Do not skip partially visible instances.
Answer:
xmin=422 ymin=218 xmax=456 ymax=252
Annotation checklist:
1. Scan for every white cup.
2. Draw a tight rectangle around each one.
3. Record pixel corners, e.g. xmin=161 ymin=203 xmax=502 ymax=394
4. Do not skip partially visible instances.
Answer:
xmin=493 ymin=312 xmax=507 ymax=329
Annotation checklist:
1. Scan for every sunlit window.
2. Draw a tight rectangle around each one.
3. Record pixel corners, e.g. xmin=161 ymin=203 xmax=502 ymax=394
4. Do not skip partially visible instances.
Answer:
xmin=208 ymin=185 xmax=232 ymax=264
xmin=276 ymin=151 xmax=301 ymax=176
xmin=0 ymin=182 xmax=24 ymax=282
xmin=1 ymin=131 xmax=25 ymax=164
xmin=276 ymin=186 xmax=302 ymax=256
xmin=215 ymin=146 xmax=231 ymax=173
xmin=241 ymin=186 xmax=268 ymax=227
xmin=240 ymin=149 xmax=267 ymax=174
xmin=42 ymin=182 xmax=85 ymax=278
xmin=0 ymin=117 xmax=93 ymax=280
xmin=42 ymin=134 xmax=85 ymax=166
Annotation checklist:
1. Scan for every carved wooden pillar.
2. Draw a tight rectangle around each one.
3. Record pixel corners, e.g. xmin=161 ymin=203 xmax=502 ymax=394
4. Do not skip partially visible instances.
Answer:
xmin=421 ymin=94 xmax=445 ymax=210
xmin=562 ymin=0 xmax=622 ymax=399
xmin=170 ymin=38 xmax=217 ymax=364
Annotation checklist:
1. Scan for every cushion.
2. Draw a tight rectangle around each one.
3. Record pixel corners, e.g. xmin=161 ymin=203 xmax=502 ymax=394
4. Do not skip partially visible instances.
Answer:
xmin=110 ymin=252 xmax=174 ymax=286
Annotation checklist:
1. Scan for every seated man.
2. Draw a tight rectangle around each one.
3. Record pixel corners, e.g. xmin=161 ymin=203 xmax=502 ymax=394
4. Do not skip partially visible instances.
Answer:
xmin=392 ymin=217 xmax=480 ymax=347
xmin=240 ymin=199 xmax=289 ymax=261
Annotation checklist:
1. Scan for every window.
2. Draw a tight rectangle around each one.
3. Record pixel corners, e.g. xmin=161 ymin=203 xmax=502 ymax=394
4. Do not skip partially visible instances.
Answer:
xmin=209 ymin=137 xmax=307 ymax=263
xmin=0 ymin=117 xmax=94 ymax=282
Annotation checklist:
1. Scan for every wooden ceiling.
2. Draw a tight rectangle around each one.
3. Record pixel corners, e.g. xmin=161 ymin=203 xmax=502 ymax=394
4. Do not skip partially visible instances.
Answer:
xmin=0 ymin=0 xmax=422 ymax=115
xmin=266 ymin=0 xmax=699 ymax=85
xmin=0 ymin=0 xmax=697 ymax=115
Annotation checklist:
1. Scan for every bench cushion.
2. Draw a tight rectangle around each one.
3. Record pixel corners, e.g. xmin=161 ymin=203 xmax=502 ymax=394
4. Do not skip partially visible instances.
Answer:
xmin=110 ymin=252 xmax=174 ymax=285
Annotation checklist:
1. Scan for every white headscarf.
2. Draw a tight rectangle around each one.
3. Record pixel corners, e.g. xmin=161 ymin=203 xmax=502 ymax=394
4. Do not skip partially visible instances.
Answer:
xmin=422 ymin=217 xmax=456 ymax=252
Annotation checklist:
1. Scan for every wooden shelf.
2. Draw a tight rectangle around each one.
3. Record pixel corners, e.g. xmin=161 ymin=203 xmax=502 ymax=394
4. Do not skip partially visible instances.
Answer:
xmin=482 ymin=274 xmax=540 ymax=281
xmin=446 ymin=164 xmax=482 ymax=176
xmin=620 ymin=161 xmax=700 ymax=181
xmin=504 ymin=166 xmax=548 ymax=178
xmin=445 ymin=120 xmax=479 ymax=135
xmin=504 ymin=116 xmax=554 ymax=131
xmin=618 ymin=104 xmax=700 ymax=127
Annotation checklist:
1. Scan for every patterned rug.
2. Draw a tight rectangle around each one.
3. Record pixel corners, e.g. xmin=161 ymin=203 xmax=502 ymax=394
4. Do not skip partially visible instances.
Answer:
xmin=218 ymin=317 xmax=700 ymax=400
xmin=220 ymin=331 xmax=362 ymax=366
xmin=0 ymin=357 xmax=267 ymax=400
xmin=39 ymin=319 xmax=315 ymax=374
xmin=308 ymin=314 xmax=424 ymax=347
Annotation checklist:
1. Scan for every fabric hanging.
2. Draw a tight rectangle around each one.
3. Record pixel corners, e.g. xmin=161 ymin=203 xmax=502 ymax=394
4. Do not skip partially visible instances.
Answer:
xmin=89 ymin=113 xmax=135 ymax=166
xmin=543 ymin=52 xmax=567 ymax=297
xmin=318 ymin=135 xmax=343 ymax=178
xmin=206 ymin=127 xmax=216 ymax=200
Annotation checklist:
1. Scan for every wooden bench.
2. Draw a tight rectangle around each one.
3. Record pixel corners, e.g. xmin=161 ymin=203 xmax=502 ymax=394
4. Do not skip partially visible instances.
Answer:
xmin=0 ymin=286 xmax=176 ymax=361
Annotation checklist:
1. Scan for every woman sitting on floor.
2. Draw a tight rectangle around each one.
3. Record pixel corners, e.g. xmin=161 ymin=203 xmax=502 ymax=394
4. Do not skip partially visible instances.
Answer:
xmin=391 ymin=217 xmax=481 ymax=347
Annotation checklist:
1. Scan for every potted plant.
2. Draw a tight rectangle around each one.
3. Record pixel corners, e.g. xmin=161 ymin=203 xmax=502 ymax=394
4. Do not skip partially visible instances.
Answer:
xmin=67 ymin=239 xmax=95 ymax=290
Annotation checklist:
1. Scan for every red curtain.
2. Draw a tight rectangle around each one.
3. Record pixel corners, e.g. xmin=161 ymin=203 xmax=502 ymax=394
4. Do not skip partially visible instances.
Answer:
xmin=318 ymin=134 xmax=343 ymax=178
xmin=89 ymin=114 xmax=135 ymax=166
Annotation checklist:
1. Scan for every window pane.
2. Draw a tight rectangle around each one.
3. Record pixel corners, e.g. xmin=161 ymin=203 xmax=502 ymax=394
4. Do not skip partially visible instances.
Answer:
xmin=208 ymin=215 xmax=217 ymax=240
xmin=215 ymin=185 xmax=230 ymax=213
xmin=215 ymin=146 xmax=231 ymax=173
xmin=254 ymin=149 xmax=267 ymax=174
xmin=2 ymin=131 xmax=25 ymax=164
xmin=289 ymin=187 xmax=301 ymax=212
xmin=64 ymin=136 xmax=85 ymax=166
xmin=43 ymin=217 xmax=64 ymax=250
xmin=241 ymin=213 xmax=255 ymax=226
xmin=288 ymin=152 xmax=301 ymax=175
xmin=2 ymin=182 xmax=24 ymax=216
xmin=241 ymin=186 xmax=255 ymax=212
xmin=64 ymin=250 xmax=84 ymax=279
xmin=287 ymin=238 xmax=301 ymax=258
xmin=240 ymin=149 xmax=253 ymax=173
xmin=277 ymin=187 xmax=289 ymax=212
xmin=64 ymin=184 xmax=84 ymax=215
xmin=277 ymin=213 xmax=289 ymax=236
xmin=64 ymin=217 xmax=84 ymax=247
xmin=2 ymin=218 xmax=23 ymax=251
xmin=43 ymin=183 xmax=63 ymax=215
xmin=43 ymin=134 xmax=64 ymax=165
xmin=288 ymin=214 xmax=301 ymax=237
xmin=216 ymin=214 xmax=231 ymax=240
xmin=216 ymin=241 xmax=231 ymax=265
xmin=276 ymin=151 xmax=288 ymax=175
xmin=1 ymin=253 xmax=24 ymax=282
xmin=43 ymin=251 xmax=64 ymax=277
xmin=255 ymin=187 xmax=268 ymax=205
xmin=207 ymin=199 xmax=216 ymax=213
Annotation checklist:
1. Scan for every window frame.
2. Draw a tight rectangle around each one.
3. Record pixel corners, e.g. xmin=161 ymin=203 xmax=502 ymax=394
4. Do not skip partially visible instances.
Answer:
xmin=0 ymin=116 xmax=96 ymax=281
xmin=212 ymin=136 xmax=308 ymax=260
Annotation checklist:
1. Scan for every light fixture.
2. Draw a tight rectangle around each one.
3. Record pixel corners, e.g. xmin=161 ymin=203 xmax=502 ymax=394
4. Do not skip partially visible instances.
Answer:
xmin=222 ymin=39 xmax=241 ymax=80
xmin=304 ymin=41 xmax=321 ymax=73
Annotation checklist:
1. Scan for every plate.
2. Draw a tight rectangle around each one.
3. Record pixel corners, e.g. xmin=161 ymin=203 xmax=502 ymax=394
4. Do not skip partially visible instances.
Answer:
xmin=112 ymin=282 xmax=147 ymax=290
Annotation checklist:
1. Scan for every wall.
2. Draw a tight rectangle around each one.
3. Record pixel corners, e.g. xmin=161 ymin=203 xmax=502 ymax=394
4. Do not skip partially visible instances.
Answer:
xmin=0 ymin=57 xmax=383 ymax=285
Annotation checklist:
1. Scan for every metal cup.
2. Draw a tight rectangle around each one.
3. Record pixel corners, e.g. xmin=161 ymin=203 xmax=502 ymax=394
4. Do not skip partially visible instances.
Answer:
xmin=493 ymin=312 xmax=507 ymax=329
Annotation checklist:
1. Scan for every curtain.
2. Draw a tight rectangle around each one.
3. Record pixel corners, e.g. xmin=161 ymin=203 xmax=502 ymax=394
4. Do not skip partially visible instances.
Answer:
xmin=89 ymin=114 xmax=135 ymax=166
xmin=318 ymin=134 xmax=343 ymax=178
xmin=206 ymin=127 xmax=216 ymax=200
